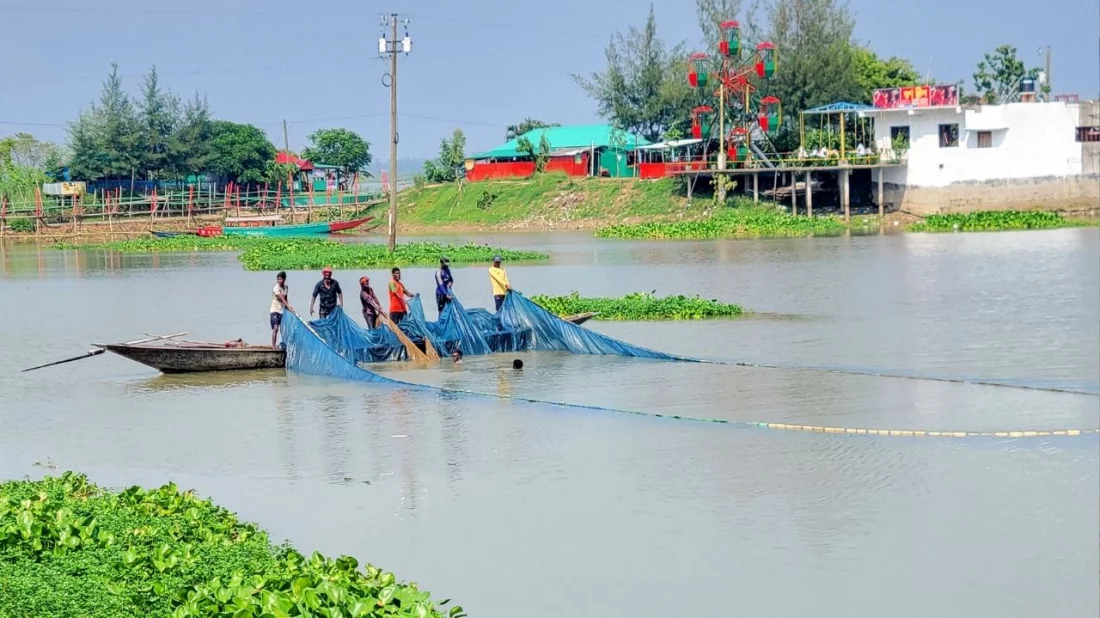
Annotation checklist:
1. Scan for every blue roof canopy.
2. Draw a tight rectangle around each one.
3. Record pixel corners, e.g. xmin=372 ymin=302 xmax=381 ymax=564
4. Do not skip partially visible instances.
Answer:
xmin=472 ymin=124 xmax=651 ymax=159
xmin=802 ymin=101 xmax=876 ymax=115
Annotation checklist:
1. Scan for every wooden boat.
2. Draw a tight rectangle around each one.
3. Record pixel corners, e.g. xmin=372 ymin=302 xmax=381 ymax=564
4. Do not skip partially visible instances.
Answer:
xmin=96 ymin=341 xmax=285 ymax=374
xmin=194 ymin=216 xmax=373 ymax=238
xmin=562 ymin=312 xmax=598 ymax=325
xmin=150 ymin=230 xmax=196 ymax=239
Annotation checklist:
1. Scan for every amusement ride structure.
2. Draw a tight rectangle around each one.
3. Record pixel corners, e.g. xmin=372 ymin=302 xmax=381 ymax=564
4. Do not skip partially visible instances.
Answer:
xmin=687 ymin=20 xmax=780 ymax=169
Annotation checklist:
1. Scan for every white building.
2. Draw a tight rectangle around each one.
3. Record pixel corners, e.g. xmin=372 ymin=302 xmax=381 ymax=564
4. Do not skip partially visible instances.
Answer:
xmin=864 ymin=100 xmax=1099 ymax=214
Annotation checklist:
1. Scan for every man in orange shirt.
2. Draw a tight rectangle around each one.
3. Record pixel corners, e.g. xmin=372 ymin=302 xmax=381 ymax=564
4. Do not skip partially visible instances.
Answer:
xmin=388 ymin=267 xmax=417 ymax=323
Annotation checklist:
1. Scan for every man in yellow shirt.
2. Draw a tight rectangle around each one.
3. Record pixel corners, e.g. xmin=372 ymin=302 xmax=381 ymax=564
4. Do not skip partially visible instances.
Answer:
xmin=488 ymin=255 xmax=512 ymax=311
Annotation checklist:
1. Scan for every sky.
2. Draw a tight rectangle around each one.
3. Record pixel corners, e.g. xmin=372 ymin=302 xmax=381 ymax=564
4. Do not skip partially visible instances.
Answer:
xmin=1 ymin=0 xmax=1097 ymax=159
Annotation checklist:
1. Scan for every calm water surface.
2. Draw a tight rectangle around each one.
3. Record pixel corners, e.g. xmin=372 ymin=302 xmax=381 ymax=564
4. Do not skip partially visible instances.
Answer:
xmin=1 ymin=228 xmax=1097 ymax=618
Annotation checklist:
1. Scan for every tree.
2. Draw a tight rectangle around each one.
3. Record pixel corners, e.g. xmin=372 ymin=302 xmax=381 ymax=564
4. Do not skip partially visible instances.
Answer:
xmin=0 ymin=133 xmax=60 ymax=170
xmin=68 ymin=63 xmax=141 ymax=181
xmin=137 ymin=66 xmax=181 ymax=180
xmin=972 ymin=45 xmax=1042 ymax=104
xmin=852 ymin=47 xmax=920 ymax=104
xmin=505 ymin=118 xmax=559 ymax=141
xmin=422 ymin=129 xmax=467 ymax=183
xmin=300 ymin=128 xmax=372 ymax=179
xmin=516 ymin=133 xmax=552 ymax=173
xmin=207 ymin=121 xmax=276 ymax=185
xmin=573 ymin=4 xmax=692 ymax=142
xmin=761 ymin=0 xmax=861 ymax=117
xmin=171 ymin=92 xmax=213 ymax=177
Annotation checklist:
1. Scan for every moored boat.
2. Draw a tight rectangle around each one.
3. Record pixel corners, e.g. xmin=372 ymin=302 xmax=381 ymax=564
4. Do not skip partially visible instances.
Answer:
xmin=193 ymin=216 xmax=374 ymax=238
xmin=561 ymin=312 xmax=598 ymax=325
xmin=96 ymin=341 xmax=285 ymax=373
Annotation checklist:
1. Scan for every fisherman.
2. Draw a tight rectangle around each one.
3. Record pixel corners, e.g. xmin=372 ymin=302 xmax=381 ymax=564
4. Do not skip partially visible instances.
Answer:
xmin=435 ymin=256 xmax=454 ymax=313
xmin=309 ymin=267 xmax=343 ymax=319
xmin=359 ymin=276 xmax=382 ymax=328
xmin=451 ymin=348 xmax=464 ymax=363
xmin=269 ymin=271 xmax=293 ymax=347
xmin=512 ymin=358 xmax=523 ymax=370
xmin=488 ymin=255 xmax=512 ymax=312
xmin=388 ymin=267 xmax=417 ymax=324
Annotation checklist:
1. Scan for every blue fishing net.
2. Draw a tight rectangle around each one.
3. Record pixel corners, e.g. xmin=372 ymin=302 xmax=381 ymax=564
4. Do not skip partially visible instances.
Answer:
xmin=288 ymin=290 xmax=690 ymax=367
xmin=281 ymin=311 xmax=403 ymax=384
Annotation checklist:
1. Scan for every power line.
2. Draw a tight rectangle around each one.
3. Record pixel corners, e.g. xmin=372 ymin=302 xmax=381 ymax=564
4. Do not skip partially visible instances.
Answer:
xmin=0 ymin=112 xmax=507 ymax=132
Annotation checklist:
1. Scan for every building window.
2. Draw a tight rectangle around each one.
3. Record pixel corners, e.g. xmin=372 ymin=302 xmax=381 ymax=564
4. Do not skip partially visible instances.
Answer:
xmin=939 ymin=124 xmax=959 ymax=148
xmin=1076 ymin=126 xmax=1100 ymax=142
xmin=977 ymin=131 xmax=993 ymax=148
xmin=889 ymin=126 xmax=910 ymax=142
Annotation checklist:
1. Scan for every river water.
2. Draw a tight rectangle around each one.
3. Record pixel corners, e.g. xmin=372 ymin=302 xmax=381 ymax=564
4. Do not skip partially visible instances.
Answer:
xmin=1 ymin=228 xmax=1097 ymax=618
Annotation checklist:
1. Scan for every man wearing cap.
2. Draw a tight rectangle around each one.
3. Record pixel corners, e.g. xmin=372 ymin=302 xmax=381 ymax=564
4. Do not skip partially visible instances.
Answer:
xmin=488 ymin=255 xmax=512 ymax=312
xmin=359 ymin=276 xmax=382 ymax=328
xmin=310 ymin=267 xmax=343 ymax=319
xmin=435 ymin=256 xmax=454 ymax=313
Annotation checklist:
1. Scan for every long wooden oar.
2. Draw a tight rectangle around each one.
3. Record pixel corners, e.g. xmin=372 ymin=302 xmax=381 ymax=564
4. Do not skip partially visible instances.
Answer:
xmin=20 ymin=332 xmax=187 ymax=372
xmin=378 ymin=313 xmax=431 ymax=363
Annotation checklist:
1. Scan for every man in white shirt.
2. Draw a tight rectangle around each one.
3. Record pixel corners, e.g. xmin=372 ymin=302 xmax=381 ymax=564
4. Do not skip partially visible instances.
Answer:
xmin=270 ymin=271 xmax=294 ymax=347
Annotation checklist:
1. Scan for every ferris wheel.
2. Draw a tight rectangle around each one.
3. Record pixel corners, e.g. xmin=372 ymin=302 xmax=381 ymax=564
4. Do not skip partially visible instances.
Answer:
xmin=686 ymin=21 xmax=781 ymax=164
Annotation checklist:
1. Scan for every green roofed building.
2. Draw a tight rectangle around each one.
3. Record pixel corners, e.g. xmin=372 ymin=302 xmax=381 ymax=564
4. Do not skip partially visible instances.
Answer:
xmin=467 ymin=124 xmax=650 ymax=181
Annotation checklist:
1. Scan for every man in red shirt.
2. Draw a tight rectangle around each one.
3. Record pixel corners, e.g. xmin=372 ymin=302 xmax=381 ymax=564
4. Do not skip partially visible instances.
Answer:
xmin=388 ymin=267 xmax=417 ymax=323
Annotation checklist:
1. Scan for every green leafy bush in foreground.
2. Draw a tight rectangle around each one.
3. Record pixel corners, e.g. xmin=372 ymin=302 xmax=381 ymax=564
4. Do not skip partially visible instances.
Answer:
xmin=0 ymin=472 xmax=461 ymax=618
xmin=531 ymin=291 xmax=743 ymax=320
xmin=595 ymin=205 xmax=844 ymax=240
xmin=237 ymin=240 xmax=547 ymax=271
xmin=907 ymin=210 xmax=1091 ymax=232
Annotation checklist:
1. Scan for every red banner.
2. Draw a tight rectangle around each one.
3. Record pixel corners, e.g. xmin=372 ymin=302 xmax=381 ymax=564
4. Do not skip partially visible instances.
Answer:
xmin=873 ymin=84 xmax=958 ymax=109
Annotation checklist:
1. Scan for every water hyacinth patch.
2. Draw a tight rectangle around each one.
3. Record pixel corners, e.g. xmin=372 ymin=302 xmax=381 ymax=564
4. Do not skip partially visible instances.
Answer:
xmin=531 ymin=291 xmax=744 ymax=320
xmin=57 ymin=236 xmax=269 ymax=252
xmin=237 ymin=240 xmax=548 ymax=271
xmin=907 ymin=211 xmax=1093 ymax=232
xmin=595 ymin=206 xmax=844 ymax=240
xmin=0 ymin=472 xmax=463 ymax=618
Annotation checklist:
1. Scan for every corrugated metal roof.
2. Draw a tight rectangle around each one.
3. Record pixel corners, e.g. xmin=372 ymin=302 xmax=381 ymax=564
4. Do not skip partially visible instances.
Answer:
xmin=472 ymin=124 xmax=651 ymax=159
xmin=802 ymin=101 xmax=876 ymax=115
xmin=636 ymin=138 xmax=703 ymax=150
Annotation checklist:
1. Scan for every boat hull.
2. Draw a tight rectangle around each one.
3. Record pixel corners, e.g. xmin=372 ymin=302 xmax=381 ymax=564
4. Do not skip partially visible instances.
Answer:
xmin=99 ymin=344 xmax=285 ymax=373
xmin=220 ymin=216 xmax=374 ymax=238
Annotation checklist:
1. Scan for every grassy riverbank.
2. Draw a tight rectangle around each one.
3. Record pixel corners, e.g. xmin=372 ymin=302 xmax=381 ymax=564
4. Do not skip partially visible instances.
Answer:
xmin=56 ymin=237 xmax=548 ymax=270
xmin=0 ymin=472 xmax=459 ymax=618
xmin=531 ymin=292 xmax=744 ymax=320
xmin=394 ymin=174 xmax=708 ymax=231
xmin=907 ymin=210 xmax=1096 ymax=232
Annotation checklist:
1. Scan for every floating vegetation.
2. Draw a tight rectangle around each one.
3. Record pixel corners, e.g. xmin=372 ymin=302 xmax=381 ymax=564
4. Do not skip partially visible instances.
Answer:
xmin=0 ymin=472 xmax=460 ymax=618
xmin=56 ymin=236 xmax=267 ymax=252
xmin=908 ymin=211 xmax=1093 ymax=232
xmin=237 ymin=240 xmax=548 ymax=271
xmin=55 ymin=236 xmax=549 ymax=271
xmin=595 ymin=206 xmax=844 ymax=240
xmin=530 ymin=291 xmax=744 ymax=320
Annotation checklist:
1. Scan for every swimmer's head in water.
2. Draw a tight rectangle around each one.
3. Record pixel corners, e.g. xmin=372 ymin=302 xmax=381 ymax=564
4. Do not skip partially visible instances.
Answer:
xmin=513 ymin=359 xmax=523 ymax=369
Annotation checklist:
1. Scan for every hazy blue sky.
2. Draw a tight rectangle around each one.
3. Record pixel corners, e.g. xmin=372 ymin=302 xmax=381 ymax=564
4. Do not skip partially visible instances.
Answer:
xmin=1 ymin=0 xmax=1097 ymax=158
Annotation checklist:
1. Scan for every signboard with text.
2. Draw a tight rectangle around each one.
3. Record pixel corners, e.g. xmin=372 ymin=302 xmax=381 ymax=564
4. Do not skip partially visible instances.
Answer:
xmin=873 ymin=84 xmax=959 ymax=109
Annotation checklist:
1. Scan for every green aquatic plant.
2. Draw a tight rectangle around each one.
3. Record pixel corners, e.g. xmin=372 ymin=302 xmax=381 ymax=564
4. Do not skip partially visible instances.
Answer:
xmin=0 ymin=472 xmax=462 ymax=618
xmin=237 ymin=240 xmax=548 ymax=271
xmin=908 ymin=211 xmax=1092 ymax=232
xmin=530 ymin=291 xmax=744 ymax=320
xmin=56 ymin=236 xmax=268 ymax=252
xmin=595 ymin=206 xmax=844 ymax=240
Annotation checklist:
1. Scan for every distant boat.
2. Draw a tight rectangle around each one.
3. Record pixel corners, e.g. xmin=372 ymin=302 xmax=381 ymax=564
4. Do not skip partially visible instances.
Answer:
xmin=192 ymin=216 xmax=374 ymax=238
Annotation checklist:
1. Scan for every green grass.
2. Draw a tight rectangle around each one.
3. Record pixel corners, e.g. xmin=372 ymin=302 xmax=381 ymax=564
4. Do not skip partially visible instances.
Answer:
xmin=908 ymin=211 xmax=1094 ymax=232
xmin=0 ymin=472 xmax=460 ymax=618
xmin=530 ymin=291 xmax=744 ymax=320
xmin=595 ymin=200 xmax=845 ymax=239
xmin=238 ymin=240 xmax=547 ymax=271
xmin=396 ymin=174 xmax=705 ymax=226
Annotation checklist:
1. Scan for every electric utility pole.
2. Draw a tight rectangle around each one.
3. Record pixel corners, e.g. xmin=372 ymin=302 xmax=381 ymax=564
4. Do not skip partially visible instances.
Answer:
xmin=380 ymin=14 xmax=411 ymax=252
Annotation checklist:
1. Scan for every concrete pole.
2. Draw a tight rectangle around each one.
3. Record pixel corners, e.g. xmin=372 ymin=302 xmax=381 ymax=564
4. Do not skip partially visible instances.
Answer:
xmin=805 ymin=171 xmax=813 ymax=217
xmin=877 ymin=170 xmax=885 ymax=219
xmin=387 ymin=14 xmax=400 ymax=252
xmin=841 ymin=168 xmax=851 ymax=222
xmin=790 ymin=172 xmax=797 ymax=216
xmin=753 ymin=172 xmax=758 ymax=203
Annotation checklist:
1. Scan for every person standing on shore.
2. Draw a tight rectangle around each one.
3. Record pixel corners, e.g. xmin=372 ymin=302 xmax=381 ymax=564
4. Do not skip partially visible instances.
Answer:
xmin=310 ymin=267 xmax=343 ymax=319
xmin=359 ymin=276 xmax=382 ymax=328
xmin=388 ymin=267 xmax=417 ymax=323
xmin=435 ymin=256 xmax=454 ymax=313
xmin=269 ymin=271 xmax=293 ymax=347
xmin=488 ymin=255 xmax=512 ymax=312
